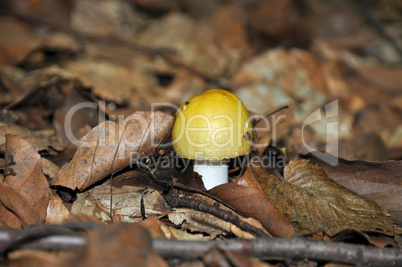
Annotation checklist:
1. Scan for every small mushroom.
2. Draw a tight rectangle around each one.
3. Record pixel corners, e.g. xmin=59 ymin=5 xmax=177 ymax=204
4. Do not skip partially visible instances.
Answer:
xmin=172 ymin=89 xmax=253 ymax=189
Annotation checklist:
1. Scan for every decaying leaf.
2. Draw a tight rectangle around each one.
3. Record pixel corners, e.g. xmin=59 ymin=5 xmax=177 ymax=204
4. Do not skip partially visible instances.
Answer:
xmin=209 ymin=183 xmax=295 ymax=237
xmin=244 ymin=159 xmax=400 ymax=236
xmin=0 ymin=134 xmax=50 ymax=228
xmin=53 ymin=111 xmax=173 ymax=191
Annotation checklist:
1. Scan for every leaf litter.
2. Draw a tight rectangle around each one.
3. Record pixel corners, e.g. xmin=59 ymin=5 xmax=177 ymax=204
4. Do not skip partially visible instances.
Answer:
xmin=0 ymin=0 xmax=401 ymax=265
xmin=242 ymin=159 xmax=401 ymax=236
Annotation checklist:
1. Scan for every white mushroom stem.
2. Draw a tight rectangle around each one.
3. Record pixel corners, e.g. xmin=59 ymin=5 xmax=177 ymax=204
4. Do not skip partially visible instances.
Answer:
xmin=193 ymin=160 xmax=228 ymax=190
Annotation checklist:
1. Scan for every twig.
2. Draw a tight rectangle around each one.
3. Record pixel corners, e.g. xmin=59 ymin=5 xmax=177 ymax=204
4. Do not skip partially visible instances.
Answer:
xmin=153 ymin=238 xmax=402 ymax=266
xmin=0 ymin=227 xmax=400 ymax=266
xmin=0 ymin=222 xmax=101 ymax=256
xmin=85 ymin=191 xmax=112 ymax=219
xmin=164 ymin=194 xmax=270 ymax=238
xmin=0 ymin=155 xmax=15 ymax=170
xmin=252 ymin=105 xmax=289 ymax=127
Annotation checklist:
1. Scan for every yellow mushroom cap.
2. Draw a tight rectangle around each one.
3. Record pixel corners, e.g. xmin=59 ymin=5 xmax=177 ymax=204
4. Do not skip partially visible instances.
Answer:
xmin=172 ymin=89 xmax=253 ymax=160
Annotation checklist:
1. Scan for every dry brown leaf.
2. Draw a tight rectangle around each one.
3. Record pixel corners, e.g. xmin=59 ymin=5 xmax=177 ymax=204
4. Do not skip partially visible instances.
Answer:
xmin=300 ymin=153 xmax=402 ymax=226
xmin=0 ymin=180 xmax=41 ymax=228
xmin=246 ymin=159 xmax=400 ymax=236
xmin=71 ymin=183 xmax=171 ymax=223
xmin=327 ymin=228 xmax=401 ymax=248
xmin=53 ymin=111 xmax=173 ymax=191
xmin=209 ymin=183 xmax=295 ymax=237
xmin=0 ymin=125 xmax=64 ymax=153
xmin=0 ymin=134 xmax=50 ymax=228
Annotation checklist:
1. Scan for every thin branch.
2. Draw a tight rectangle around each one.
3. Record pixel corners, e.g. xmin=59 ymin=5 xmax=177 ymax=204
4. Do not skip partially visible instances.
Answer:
xmin=0 ymin=227 xmax=400 ymax=266
xmin=0 ymin=222 xmax=101 ymax=256
xmin=252 ymin=105 xmax=289 ymax=127
xmin=153 ymin=238 xmax=402 ymax=266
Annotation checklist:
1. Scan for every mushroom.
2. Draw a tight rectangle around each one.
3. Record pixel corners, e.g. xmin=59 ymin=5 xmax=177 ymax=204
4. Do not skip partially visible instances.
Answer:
xmin=172 ymin=89 xmax=253 ymax=190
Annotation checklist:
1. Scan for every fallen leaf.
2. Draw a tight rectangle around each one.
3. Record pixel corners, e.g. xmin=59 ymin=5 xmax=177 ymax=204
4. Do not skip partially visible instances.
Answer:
xmin=245 ymin=159 xmax=400 ymax=235
xmin=0 ymin=125 xmax=64 ymax=153
xmin=327 ymin=227 xmax=401 ymax=248
xmin=209 ymin=183 xmax=295 ymax=237
xmin=300 ymin=153 xmax=402 ymax=226
xmin=53 ymin=111 xmax=173 ymax=191
xmin=0 ymin=180 xmax=41 ymax=228
xmin=0 ymin=134 xmax=50 ymax=228
xmin=71 ymin=183 xmax=171 ymax=223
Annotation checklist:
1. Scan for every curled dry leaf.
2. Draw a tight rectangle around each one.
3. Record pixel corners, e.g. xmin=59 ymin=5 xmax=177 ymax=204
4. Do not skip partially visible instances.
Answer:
xmin=53 ymin=111 xmax=174 ymax=191
xmin=0 ymin=134 xmax=50 ymax=228
xmin=209 ymin=183 xmax=295 ymax=237
xmin=245 ymin=159 xmax=400 ymax=236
